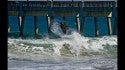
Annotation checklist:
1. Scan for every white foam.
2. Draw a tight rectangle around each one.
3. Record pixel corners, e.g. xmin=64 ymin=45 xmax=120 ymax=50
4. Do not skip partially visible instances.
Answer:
xmin=8 ymin=32 xmax=117 ymax=57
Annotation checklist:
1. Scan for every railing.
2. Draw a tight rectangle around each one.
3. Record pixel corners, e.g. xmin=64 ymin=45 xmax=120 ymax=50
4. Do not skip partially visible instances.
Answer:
xmin=8 ymin=1 xmax=116 ymax=7
xmin=8 ymin=1 xmax=116 ymax=12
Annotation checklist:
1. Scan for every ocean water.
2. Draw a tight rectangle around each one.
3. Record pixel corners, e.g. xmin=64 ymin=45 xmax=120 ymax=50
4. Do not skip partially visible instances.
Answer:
xmin=8 ymin=16 xmax=117 ymax=70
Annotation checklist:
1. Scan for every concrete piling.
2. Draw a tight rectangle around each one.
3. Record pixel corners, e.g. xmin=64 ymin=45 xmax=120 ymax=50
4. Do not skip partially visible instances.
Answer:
xmin=107 ymin=17 xmax=112 ymax=36
xmin=8 ymin=23 xmax=10 ymax=33
xmin=34 ymin=16 xmax=38 ymax=35
xmin=46 ymin=14 xmax=51 ymax=33
xmin=94 ymin=17 xmax=99 ymax=37
xmin=18 ymin=16 xmax=25 ymax=36
xmin=76 ymin=14 xmax=81 ymax=32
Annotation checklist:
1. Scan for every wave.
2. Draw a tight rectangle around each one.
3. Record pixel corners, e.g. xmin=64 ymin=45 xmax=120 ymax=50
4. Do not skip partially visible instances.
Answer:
xmin=8 ymin=31 xmax=117 ymax=57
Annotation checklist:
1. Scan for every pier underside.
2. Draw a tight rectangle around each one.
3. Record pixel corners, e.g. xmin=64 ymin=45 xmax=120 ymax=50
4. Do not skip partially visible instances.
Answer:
xmin=8 ymin=11 xmax=112 ymax=17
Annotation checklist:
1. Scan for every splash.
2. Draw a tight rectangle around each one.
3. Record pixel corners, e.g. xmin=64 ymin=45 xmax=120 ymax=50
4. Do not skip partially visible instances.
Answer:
xmin=49 ymin=19 xmax=75 ymax=38
xmin=50 ymin=20 xmax=65 ymax=37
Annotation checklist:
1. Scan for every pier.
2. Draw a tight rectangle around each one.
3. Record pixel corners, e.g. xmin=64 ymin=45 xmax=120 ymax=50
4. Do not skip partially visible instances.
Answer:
xmin=8 ymin=0 xmax=117 ymax=36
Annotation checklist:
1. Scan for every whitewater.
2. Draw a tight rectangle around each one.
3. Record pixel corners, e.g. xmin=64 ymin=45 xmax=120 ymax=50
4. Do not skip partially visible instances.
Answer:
xmin=8 ymin=20 xmax=117 ymax=70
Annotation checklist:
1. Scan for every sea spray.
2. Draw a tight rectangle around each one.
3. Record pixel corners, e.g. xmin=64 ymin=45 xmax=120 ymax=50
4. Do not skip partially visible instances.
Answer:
xmin=50 ymin=20 xmax=65 ymax=37
xmin=49 ymin=19 xmax=76 ymax=38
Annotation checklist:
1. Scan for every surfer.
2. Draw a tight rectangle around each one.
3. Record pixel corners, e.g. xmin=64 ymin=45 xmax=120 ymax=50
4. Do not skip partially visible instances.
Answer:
xmin=60 ymin=22 xmax=69 ymax=34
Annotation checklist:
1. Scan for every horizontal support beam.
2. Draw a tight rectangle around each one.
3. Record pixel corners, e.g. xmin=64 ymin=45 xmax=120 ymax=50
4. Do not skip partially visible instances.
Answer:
xmin=8 ymin=6 xmax=113 ymax=11
xmin=8 ymin=11 xmax=112 ymax=17
xmin=84 ymin=12 xmax=112 ymax=17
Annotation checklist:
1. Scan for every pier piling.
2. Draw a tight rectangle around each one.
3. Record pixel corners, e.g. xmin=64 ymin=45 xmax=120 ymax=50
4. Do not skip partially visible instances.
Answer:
xmin=107 ymin=17 xmax=112 ymax=36
xmin=18 ymin=16 xmax=24 ymax=36
xmin=34 ymin=16 xmax=38 ymax=35
xmin=76 ymin=14 xmax=81 ymax=32
xmin=46 ymin=14 xmax=51 ymax=33
xmin=8 ymin=23 xmax=10 ymax=33
xmin=94 ymin=17 xmax=99 ymax=37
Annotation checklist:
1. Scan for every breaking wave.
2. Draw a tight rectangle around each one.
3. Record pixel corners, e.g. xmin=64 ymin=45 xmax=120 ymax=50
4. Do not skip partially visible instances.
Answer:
xmin=8 ymin=32 xmax=117 ymax=57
